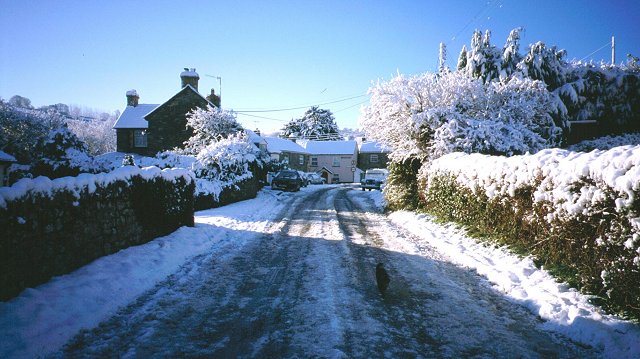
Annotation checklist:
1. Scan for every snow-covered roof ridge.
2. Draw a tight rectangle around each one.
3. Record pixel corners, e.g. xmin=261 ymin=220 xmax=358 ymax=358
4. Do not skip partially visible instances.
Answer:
xmin=299 ymin=140 xmax=357 ymax=155
xmin=144 ymin=85 xmax=212 ymax=119
xmin=112 ymin=104 xmax=159 ymax=129
xmin=264 ymin=136 xmax=308 ymax=154
xmin=0 ymin=150 xmax=17 ymax=162
xmin=0 ymin=166 xmax=194 ymax=209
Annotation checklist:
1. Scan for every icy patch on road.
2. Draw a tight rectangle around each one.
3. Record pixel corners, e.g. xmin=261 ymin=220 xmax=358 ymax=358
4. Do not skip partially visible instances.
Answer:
xmin=388 ymin=210 xmax=640 ymax=358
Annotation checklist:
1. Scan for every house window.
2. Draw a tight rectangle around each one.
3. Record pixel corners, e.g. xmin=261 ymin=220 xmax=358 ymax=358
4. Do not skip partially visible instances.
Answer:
xmin=332 ymin=157 xmax=340 ymax=167
xmin=282 ymin=155 xmax=289 ymax=164
xmin=134 ymin=130 xmax=147 ymax=148
xmin=332 ymin=174 xmax=340 ymax=183
xmin=370 ymin=154 xmax=379 ymax=163
xmin=311 ymin=157 xmax=318 ymax=166
xmin=298 ymin=154 xmax=304 ymax=165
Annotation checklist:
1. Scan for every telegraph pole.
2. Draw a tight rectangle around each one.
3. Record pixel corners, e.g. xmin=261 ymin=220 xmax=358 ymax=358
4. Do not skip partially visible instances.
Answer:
xmin=612 ymin=36 xmax=615 ymax=65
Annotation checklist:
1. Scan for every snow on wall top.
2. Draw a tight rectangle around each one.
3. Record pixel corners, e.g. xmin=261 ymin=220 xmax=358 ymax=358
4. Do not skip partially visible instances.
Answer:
xmin=358 ymin=141 xmax=391 ymax=153
xmin=0 ymin=150 xmax=17 ymax=162
xmin=264 ymin=137 xmax=308 ymax=154
xmin=0 ymin=166 xmax=194 ymax=209
xmin=112 ymin=104 xmax=158 ymax=129
xmin=126 ymin=89 xmax=139 ymax=97
xmin=300 ymin=140 xmax=357 ymax=155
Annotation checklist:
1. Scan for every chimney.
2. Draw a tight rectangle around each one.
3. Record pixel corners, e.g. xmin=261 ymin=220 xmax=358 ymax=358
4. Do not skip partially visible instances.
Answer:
xmin=180 ymin=68 xmax=199 ymax=91
xmin=126 ymin=89 xmax=139 ymax=107
xmin=206 ymin=88 xmax=221 ymax=107
xmin=254 ymin=128 xmax=261 ymax=137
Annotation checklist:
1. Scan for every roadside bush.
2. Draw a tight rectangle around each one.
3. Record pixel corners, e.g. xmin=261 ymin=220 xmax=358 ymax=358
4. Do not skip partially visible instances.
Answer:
xmin=384 ymin=158 xmax=422 ymax=211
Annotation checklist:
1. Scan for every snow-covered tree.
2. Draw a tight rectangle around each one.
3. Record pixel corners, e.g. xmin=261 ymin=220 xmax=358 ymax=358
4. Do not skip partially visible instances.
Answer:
xmin=516 ymin=41 xmax=567 ymax=91
xmin=8 ymin=95 xmax=33 ymax=109
xmin=438 ymin=42 xmax=448 ymax=73
xmin=461 ymin=30 xmax=502 ymax=83
xmin=360 ymin=71 xmax=562 ymax=162
xmin=0 ymin=99 xmax=65 ymax=163
xmin=182 ymin=105 xmax=244 ymax=155
xmin=66 ymin=115 xmax=117 ymax=155
xmin=32 ymin=124 xmax=94 ymax=178
xmin=456 ymin=45 xmax=468 ymax=71
xmin=281 ymin=106 xmax=341 ymax=140
xmin=500 ymin=27 xmax=523 ymax=80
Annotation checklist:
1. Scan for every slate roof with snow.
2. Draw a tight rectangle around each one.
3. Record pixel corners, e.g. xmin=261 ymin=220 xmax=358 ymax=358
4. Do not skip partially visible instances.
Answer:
xmin=358 ymin=141 xmax=391 ymax=153
xmin=299 ymin=140 xmax=357 ymax=155
xmin=112 ymin=104 xmax=158 ymax=129
xmin=264 ymin=137 xmax=308 ymax=154
xmin=0 ymin=150 xmax=17 ymax=162
xmin=245 ymin=129 xmax=267 ymax=146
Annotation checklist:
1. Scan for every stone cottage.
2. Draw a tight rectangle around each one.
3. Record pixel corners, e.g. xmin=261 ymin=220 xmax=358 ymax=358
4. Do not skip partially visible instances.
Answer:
xmin=113 ymin=69 xmax=214 ymax=155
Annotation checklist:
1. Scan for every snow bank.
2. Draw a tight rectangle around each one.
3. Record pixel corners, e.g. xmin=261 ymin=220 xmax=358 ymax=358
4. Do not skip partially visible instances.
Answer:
xmin=389 ymin=211 xmax=640 ymax=358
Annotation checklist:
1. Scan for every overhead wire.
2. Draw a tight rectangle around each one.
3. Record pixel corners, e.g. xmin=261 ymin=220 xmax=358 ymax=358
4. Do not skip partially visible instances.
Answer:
xmin=450 ymin=0 xmax=496 ymax=43
xmin=234 ymin=94 xmax=367 ymax=113
xmin=579 ymin=40 xmax=613 ymax=62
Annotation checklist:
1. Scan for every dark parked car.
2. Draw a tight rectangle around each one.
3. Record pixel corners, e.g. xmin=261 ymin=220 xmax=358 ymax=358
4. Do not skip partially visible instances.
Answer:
xmin=271 ymin=170 xmax=303 ymax=192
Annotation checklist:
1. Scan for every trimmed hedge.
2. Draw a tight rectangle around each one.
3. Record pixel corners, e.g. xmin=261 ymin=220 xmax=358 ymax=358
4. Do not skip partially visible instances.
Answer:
xmin=418 ymin=149 xmax=640 ymax=320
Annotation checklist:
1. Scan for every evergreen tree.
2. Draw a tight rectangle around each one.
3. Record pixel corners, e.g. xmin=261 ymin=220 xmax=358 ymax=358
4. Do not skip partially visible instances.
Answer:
xmin=32 ymin=124 xmax=94 ymax=178
xmin=457 ymin=45 xmax=468 ymax=71
xmin=281 ymin=106 xmax=341 ymax=140
xmin=183 ymin=105 xmax=244 ymax=155
xmin=501 ymin=27 xmax=523 ymax=79
xmin=517 ymin=41 xmax=567 ymax=90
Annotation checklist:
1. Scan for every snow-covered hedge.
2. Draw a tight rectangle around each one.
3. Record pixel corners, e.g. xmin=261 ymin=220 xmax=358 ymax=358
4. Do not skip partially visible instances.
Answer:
xmin=418 ymin=146 xmax=640 ymax=319
xmin=0 ymin=166 xmax=195 ymax=300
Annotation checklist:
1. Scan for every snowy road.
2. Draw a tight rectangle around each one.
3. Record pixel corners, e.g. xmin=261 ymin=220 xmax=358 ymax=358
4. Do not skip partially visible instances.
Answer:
xmin=55 ymin=185 xmax=594 ymax=358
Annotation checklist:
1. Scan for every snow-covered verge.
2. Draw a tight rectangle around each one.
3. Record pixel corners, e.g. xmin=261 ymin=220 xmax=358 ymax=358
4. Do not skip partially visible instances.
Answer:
xmin=0 ymin=189 xmax=288 ymax=359
xmin=418 ymin=145 xmax=640 ymax=321
xmin=0 ymin=165 xmax=194 ymax=209
xmin=388 ymin=208 xmax=640 ymax=358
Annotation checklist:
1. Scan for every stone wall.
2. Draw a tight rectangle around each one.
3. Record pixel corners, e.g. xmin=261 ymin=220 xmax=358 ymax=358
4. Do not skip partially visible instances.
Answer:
xmin=0 ymin=168 xmax=194 ymax=300
xmin=194 ymin=175 xmax=261 ymax=211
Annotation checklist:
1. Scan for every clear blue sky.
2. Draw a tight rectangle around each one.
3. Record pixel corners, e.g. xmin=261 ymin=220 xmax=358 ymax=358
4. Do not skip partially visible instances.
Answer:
xmin=1 ymin=0 xmax=638 ymax=133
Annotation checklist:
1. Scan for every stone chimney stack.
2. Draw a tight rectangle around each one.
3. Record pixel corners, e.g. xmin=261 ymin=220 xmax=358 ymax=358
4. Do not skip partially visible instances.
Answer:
xmin=180 ymin=68 xmax=199 ymax=90
xmin=206 ymin=88 xmax=221 ymax=107
xmin=126 ymin=89 xmax=139 ymax=107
